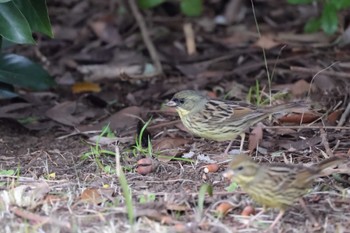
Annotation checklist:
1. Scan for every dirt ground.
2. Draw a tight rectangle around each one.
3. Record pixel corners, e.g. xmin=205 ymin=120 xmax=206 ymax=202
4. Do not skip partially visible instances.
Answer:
xmin=1 ymin=0 xmax=350 ymax=233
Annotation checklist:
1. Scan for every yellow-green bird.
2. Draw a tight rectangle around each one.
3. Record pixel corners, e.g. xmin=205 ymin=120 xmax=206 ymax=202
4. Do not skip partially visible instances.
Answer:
xmin=223 ymin=154 xmax=344 ymax=230
xmin=166 ymin=90 xmax=303 ymax=154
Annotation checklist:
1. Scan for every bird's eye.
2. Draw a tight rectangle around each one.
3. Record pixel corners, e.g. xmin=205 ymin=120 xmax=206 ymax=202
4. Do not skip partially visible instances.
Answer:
xmin=179 ymin=98 xmax=185 ymax=104
xmin=236 ymin=166 xmax=244 ymax=171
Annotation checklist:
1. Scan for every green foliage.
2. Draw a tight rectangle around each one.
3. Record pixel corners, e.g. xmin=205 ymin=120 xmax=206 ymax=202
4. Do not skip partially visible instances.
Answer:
xmin=0 ymin=54 xmax=54 ymax=91
xmin=196 ymin=184 xmax=213 ymax=220
xmin=0 ymin=0 xmax=52 ymax=44
xmin=288 ymin=0 xmax=350 ymax=35
xmin=118 ymin=170 xmax=135 ymax=226
xmin=180 ymin=0 xmax=203 ymax=17
xmin=133 ymin=118 xmax=153 ymax=157
xmin=0 ymin=0 xmax=54 ymax=98
xmin=138 ymin=0 xmax=165 ymax=9
xmin=137 ymin=0 xmax=203 ymax=17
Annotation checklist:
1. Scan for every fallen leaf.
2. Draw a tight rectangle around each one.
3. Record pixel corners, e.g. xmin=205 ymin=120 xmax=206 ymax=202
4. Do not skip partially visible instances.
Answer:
xmin=327 ymin=109 xmax=343 ymax=125
xmin=78 ymin=106 xmax=143 ymax=133
xmin=1 ymin=183 xmax=50 ymax=210
xmin=72 ymin=82 xmax=101 ymax=94
xmin=290 ymin=80 xmax=310 ymax=97
xmin=248 ymin=125 xmax=263 ymax=151
xmin=254 ymin=35 xmax=280 ymax=49
xmin=278 ymin=112 xmax=319 ymax=124
xmin=46 ymin=101 xmax=82 ymax=126
xmin=154 ymin=137 xmax=189 ymax=162
xmin=79 ymin=188 xmax=113 ymax=205
xmin=216 ymin=202 xmax=236 ymax=217
xmin=241 ymin=205 xmax=255 ymax=216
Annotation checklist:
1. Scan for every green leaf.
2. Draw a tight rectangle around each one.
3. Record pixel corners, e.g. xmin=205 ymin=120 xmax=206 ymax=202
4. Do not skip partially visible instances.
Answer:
xmin=321 ymin=3 xmax=338 ymax=35
xmin=0 ymin=89 xmax=18 ymax=99
xmin=0 ymin=0 xmax=12 ymax=3
xmin=137 ymin=0 xmax=165 ymax=9
xmin=304 ymin=17 xmax=321 ymax=33
xmin=13 ymin=0 xmax=53 ymax=37
xmin=287 ymin=0 xmax=314 ymax=4
xmin=0 ymin=54 xmax=55 ymax=90
xmin=0 ymin=1 xmax=35 ymax=44
xmin=180 ymin=0 xmax=203 ymax=17
xmin=332 ymin=0 xmax=350 ymax=10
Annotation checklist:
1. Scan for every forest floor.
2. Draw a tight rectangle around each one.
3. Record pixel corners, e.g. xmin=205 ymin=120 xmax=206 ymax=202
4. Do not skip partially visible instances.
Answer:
xmin=1 ymin=0 xmax=350 ymax=232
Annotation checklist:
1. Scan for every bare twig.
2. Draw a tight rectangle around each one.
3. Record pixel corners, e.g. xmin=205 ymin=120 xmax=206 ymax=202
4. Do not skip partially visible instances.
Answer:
xmin=129 ymin=0 xmax=163 ymax=74
xmin=337 ymin=101 xmax=350 ymax=127
xmin=115 ymin=142 xmax=121 ymax=177
xmin=291 ymin=65 xmax=350 ymax=79
xmin=319 ymin=128 xmax=333 ymax=157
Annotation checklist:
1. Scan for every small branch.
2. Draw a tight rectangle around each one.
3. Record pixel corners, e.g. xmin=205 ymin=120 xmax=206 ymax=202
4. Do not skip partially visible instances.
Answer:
xmin=129 ymin=0 xmax=163 ymax=74
xmin=337 ymin=101 xmax=350 ymax=127
xmin=290 ymin=66 xmax=350 ymax=79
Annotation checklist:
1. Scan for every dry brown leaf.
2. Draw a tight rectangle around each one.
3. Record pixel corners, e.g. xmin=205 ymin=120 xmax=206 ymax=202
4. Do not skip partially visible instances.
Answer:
xmin=154 ymin=137 xmax=189 ymax=162
xmin=248 ymin=125 xmax=263 ymax=151
xmin=241 ymin=205 xmax=255 ymax=216
xmin=327 ymin=109 xmax=343 ymax=125
xmin=89 ymin=16 xmax=122 ymax=45
xmin=290 ymin=80 xmax=310 ymax=97
xmin=1 ymin=183 xmax=50 ymax=210
xmin=216 ymin=202 xmax=236 ymax=217
xmin=278 ymin=113 xmax=319 ymax=124
xmin=78 ymin=106 xmax=143 ymax=133
xmin=79 ymin=188 xmax=103 ymax=204
xmin=72 ymin=82 xmax=101 ymax=94
xmin=46 ymin=101 xmax=81 ymax=126
xmin=254 ymin=35 xmax=280 ymax=49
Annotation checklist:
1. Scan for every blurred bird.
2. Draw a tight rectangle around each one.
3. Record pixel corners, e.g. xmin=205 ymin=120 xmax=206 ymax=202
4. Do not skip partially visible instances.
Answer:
xmin=223 ymin=154 xmax=344 ymax=230
xmin=166 ymin=90 xmax=304 ymax=154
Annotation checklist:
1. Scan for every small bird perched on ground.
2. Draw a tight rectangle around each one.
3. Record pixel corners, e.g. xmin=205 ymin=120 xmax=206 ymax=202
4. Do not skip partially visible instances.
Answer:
xmin=223 ymin=154 xmax=345 ymax=230
xmin=166 ymin=90 xmax=303 ymax=154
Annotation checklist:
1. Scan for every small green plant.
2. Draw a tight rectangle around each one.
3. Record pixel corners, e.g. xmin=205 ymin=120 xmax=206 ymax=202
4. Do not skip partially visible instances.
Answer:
xmin=81 ymin=125 xmax=117 ymax=173
xmin=118 ymin=170 xmax=135 ymax=226
xmin=138 ymin=193 xmax=156 ymax=204
xmin=132 ymin=118 xmax=153 ymax=157
xmin=137 ymin=0 xmax=203 ymax=17
xmin=247 ymin=80 xmax=263 ymax=106
xmin=196 ymin=184 xmax=213 ymax=221
xmin=288 ymin=0 xmax=350 ymax=35
xmin=225 ymin=182 xmax=238 ymax=192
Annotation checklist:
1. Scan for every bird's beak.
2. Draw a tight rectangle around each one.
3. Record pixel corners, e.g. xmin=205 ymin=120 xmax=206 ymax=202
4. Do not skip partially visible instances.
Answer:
xmin=222 ymin=170 xmax=234 ymax=180
xmin=166 ymin=100 xmax=177 ymax=107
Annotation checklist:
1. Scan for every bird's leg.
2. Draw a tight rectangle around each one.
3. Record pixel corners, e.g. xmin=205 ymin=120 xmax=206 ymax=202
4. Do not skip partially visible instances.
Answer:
xmin=224 ymin=133 xmax=245 ymax=155
xmin=265 ymin=209 xmax=284 ymax=232
xmin=246 ymin=208 xmax=265 ymax=226
xmin=299 ymin=198 xmax=319 ymax=228
xmin=224 ymin=139 xmax=235 ymax=155
xmin=239 ymin=133 xmax=245 ymax=152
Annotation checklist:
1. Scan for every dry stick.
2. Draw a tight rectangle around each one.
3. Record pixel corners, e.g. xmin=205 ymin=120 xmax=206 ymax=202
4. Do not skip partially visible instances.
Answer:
xmin=183 ymin=22 xmax=196 ymax=55
xmin=290 ymin=66 xmax=350 ymax=79
xmin=115 ymin=142 xmax=121 ymax=177
xmin=298 ymin=199 xmax=320 ymax=229
xmin=337 ymin=101 xmax=350 ymax=127
xmin=319 ymin=128 xmax=334 ymax=157
xmin=129 ymin=0 xmax=163 ymax=74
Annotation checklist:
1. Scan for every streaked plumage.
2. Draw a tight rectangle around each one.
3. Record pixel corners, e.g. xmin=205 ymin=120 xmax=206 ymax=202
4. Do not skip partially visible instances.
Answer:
xmin=223 ymin=154 xmax=344 ymax=229
xmin=166 ymin=90 xmax=303 ymax=153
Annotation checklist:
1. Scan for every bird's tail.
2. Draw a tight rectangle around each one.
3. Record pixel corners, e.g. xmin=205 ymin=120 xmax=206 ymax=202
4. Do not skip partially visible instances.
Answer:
xmin=316 ymin=156 xmax=346 ymax=172
xmin=263 ymin=101 xmax=308 ymax=114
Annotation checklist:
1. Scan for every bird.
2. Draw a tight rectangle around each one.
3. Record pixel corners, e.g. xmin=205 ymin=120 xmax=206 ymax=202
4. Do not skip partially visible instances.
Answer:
xmin=166 ymin=90 xmax=304 ymax=154
xmin=223 ymin=154 xmax=345 ymax=230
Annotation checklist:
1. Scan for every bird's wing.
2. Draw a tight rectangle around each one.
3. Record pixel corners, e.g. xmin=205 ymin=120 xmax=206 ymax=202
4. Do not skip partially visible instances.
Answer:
xmin=204 ymin=100 xmax=261 ymax=123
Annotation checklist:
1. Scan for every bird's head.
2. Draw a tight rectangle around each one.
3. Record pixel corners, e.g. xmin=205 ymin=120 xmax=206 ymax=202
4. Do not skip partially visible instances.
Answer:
xmin=223 ymin=154 xmax=259 ymax=185
xmin=166 ymin=90 xmax=207 ymax=117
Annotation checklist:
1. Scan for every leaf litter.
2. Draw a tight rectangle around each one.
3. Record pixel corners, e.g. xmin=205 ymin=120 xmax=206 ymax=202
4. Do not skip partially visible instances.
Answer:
xmin=1 ymin=0 xmax=350 ymax=232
